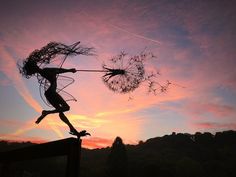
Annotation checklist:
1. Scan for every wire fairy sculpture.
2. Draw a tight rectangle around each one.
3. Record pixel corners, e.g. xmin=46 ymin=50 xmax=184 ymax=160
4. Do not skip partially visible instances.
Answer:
xmin=18 ymin=41 xmax=172 ymax=138
xmin=18 ymin=41 xmax=94 ymax=137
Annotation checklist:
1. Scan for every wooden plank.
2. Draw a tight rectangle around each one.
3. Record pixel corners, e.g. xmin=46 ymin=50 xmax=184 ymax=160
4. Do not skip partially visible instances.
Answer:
xmin=0 ymin=137 xmax=81 ymax=162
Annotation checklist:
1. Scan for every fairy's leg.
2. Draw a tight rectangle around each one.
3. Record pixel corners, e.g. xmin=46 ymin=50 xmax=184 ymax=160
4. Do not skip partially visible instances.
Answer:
xmin=35 ymin=91 xmax=70 ymax=124
xmin=35 ymin=110 xmax=48 ymax=124
xmin=35 ymin=109 xmax=59 ymax=124
xmin=48 ymin=93 xmax=81 ymax=134
xmin=49 ymin=95 xmax=77 ymax=133
xmin=59 ymin=112 xmax=77 ymax=133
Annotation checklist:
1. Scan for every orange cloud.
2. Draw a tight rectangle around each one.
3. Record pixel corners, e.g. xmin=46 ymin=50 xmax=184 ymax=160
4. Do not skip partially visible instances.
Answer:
xmin=5 ymin=110 xmax=142 ymax=147
xmin=82 ymin=137 xmax=113 ymax=149
xmin=0 ymin=133 xmax=47 ymax=144
xmin=0 ymin=115 xmax=114 ymax=149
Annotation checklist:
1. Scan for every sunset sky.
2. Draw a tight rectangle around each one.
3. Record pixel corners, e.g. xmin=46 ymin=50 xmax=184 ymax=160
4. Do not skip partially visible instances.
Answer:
xmin=0 ymin=0 xmax=236 ymax=149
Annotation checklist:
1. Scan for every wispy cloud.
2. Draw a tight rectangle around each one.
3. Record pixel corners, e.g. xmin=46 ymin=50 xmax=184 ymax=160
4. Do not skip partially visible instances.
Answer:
xmin=0 ymin=44 xmax=42 ymax=113
xmin=195 ymin=122 xmax=236 ymax=131
xmin=110 ymin=24 xmax=162 ymax=45
xmin=186 ymin=102 xmax=236 ymax=118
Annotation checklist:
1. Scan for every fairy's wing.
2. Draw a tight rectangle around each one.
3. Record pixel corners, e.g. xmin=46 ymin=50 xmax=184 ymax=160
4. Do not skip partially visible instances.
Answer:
xmin=37 ymin=75 xmax=51 ymax=106
xmin=56 ymin=75 xmax=77 ymax=102
xmin=34 ymin=42 xmax=82 ymax=105
xmin=37 ymin=74 xmax=77 ymax=107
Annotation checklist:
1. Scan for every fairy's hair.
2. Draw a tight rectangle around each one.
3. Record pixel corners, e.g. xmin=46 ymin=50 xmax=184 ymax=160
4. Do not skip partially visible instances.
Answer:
xmin=18 ymin=59 xmax=38 ymax=79
xmin=18 ymin=41 xmax=95 ymax=78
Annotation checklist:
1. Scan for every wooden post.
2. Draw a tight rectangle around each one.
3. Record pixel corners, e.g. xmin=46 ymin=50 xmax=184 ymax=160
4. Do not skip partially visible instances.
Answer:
xmin=0 ymin=138 xmax=82 ymax=177
xmin=0 ymin=163 xmax=11 ymax=177
xmin=66 ymin=139 xmax=82 ymax=177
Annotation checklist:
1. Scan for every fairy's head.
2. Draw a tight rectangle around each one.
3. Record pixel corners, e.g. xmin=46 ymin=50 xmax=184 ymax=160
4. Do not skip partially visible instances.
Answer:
xmin=18 ymin=59 xmax=40 ymax=78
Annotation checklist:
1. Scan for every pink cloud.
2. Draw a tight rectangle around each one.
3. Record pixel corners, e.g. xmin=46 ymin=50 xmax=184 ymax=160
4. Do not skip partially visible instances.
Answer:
xmin=0 ymin=118 xmax=26 ymax=128
xmin=180 ymin=4 xmax=236 ymax=91
xmin=186 ymin=102 xmax=235 ymax=118
xmin=195 ymin=122 xmax=236 ymax=130
xmin=0 ymin=77 xmax=11 ymax=86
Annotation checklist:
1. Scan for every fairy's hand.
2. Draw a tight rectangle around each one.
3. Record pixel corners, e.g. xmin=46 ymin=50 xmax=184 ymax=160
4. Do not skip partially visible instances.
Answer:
xmin=70 ymin=68 xmax=77 ymax=73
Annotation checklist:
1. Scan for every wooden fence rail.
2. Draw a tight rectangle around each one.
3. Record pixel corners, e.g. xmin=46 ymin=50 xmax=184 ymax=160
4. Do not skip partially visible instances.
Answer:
xmin=0 ymin=137 xmax=82 ymax=177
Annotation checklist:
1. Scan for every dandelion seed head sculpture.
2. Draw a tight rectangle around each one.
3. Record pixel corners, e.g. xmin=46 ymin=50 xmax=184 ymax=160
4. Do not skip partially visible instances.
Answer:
xmin=102 ymin=52 xmax=145 ymax=93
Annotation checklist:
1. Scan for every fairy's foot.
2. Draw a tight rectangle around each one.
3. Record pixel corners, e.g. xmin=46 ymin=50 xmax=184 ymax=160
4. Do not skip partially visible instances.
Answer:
xmin=79 ymin=130 xmax=91 ymax=137
xmin=35 ymin=110 xmax=48 ymax=124
xmin=69 ymin=129 xmax=79 ymax=136
xmin=69 ymin=130 xmax=91 ymax=138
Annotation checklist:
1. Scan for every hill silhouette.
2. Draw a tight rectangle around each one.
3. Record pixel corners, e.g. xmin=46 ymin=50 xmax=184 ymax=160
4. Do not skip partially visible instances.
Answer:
xmin=1 ymin=130 xmax=236 ymax=177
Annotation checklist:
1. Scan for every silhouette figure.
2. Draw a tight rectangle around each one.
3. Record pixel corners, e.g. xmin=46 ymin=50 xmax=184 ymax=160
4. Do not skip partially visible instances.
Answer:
xmin=18 ymin=42 xmax=93 ymax=138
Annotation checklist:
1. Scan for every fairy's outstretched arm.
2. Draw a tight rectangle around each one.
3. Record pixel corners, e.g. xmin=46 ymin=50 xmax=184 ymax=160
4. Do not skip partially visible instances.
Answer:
xmin=44 ymin=68 xmax=77 ymax=74
xmin=57 ymin=68 xmax=77 ymax=74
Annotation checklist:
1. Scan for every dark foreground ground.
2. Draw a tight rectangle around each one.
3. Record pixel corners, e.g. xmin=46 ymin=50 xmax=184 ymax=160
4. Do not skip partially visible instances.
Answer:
xmin=0 ymin=130 xmax=236 ymax=177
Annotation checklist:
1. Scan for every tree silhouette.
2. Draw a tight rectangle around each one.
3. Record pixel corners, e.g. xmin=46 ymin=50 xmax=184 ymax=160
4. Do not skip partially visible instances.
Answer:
xmin=107 ymin=137 xmax=127 ymax=177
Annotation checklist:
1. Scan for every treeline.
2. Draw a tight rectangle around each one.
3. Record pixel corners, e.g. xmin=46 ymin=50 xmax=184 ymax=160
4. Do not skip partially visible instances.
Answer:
xmin=81 ymin=130 xmax=236 ymax=177
xmin=1 ymin=130 xmax=236 ymax=177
